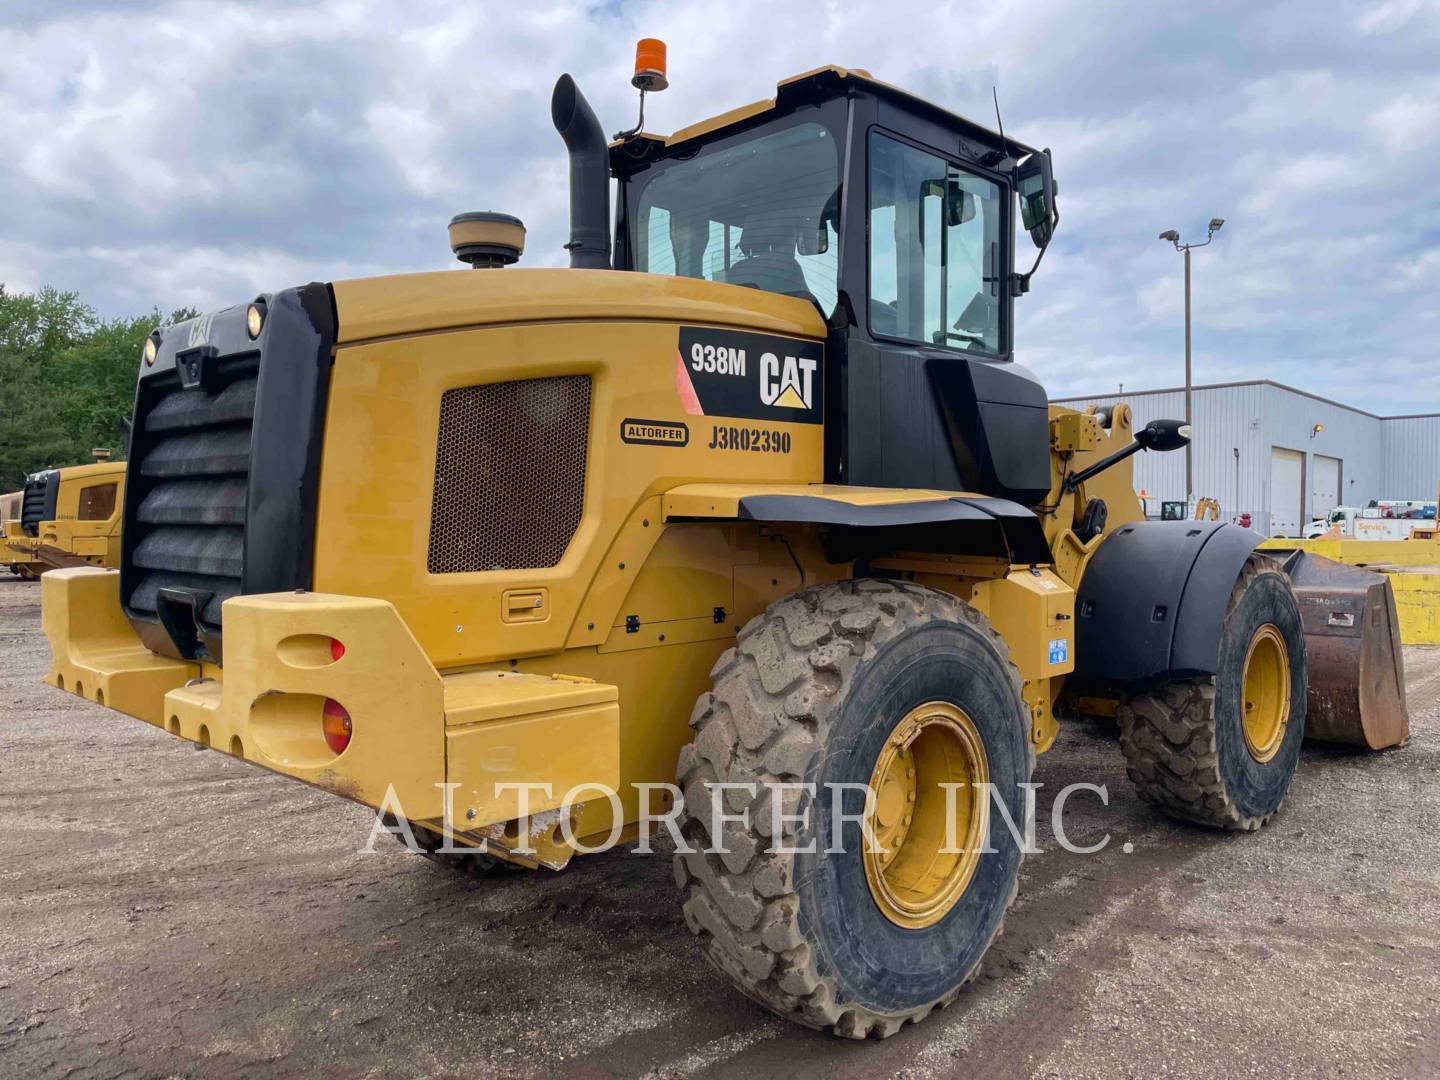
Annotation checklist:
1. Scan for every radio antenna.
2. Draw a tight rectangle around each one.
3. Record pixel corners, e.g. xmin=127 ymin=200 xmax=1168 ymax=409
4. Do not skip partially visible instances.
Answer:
xmin=992 ymin=85 xmax=1008 ymax=153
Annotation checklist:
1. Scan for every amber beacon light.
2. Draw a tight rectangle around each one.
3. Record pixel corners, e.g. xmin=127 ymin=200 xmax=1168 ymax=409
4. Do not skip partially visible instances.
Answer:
xmin=632 ymin=38 xmax=668 ymax=91
xmin=613 ymin=38 xmax=670 ymax=141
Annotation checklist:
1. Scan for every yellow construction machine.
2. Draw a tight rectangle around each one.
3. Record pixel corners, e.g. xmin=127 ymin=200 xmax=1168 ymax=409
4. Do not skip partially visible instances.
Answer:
xmin=41 ymin=48 xmax=1407 ymax=1038
xmin=5 ymin=454 xmax=125 ymax=578
xmin=1 ymin=490 xmax=34 ymax=577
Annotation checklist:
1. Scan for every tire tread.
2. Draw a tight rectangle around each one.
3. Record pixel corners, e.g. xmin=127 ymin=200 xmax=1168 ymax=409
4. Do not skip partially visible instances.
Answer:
xmin=1116 ymin=554 xmax=1292 ymax=832
xmin=674 ymin=579 xmax=1032 ymax=1038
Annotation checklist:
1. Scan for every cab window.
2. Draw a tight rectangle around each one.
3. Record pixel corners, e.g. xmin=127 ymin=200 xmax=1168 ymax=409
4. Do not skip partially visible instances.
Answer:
xmin=77 ymin=482 xmax=117 ymax=521
xmin=633 ymin=121 xmax=839 ymax=312
xmin=868 ymin=131 xmax=1002 ymax=353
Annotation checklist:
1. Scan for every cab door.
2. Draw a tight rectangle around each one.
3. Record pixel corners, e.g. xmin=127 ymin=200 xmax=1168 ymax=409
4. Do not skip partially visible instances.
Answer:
xmin=833 ymin=127 xmax=1050 ymax=503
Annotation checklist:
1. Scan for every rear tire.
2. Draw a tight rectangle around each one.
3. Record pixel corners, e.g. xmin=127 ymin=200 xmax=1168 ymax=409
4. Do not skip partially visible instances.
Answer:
xmin=1118 ymin=554 xmax=1307 ymax=830
xmin=673 ymin=579 xmax=1033 ymax=1038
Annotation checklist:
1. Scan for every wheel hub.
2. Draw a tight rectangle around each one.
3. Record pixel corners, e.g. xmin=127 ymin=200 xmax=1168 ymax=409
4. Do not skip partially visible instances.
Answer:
xmin=863 ymin=701 xmax=989 ymax=929
xmin=1241 ymin=623 xmax=1291 ymax=763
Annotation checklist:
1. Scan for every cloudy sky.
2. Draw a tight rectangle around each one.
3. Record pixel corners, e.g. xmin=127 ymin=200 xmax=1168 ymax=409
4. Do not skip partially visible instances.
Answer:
xmin=2 ymin=0 xmax=1437 ymax=412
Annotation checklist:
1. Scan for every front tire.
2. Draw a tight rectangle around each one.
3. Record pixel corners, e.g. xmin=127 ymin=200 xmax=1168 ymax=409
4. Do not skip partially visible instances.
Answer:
xmin=673 ymin=580 xmax=1033 ymax=1038
xmin=1118 ymin=554 xmax=1307 ymax=830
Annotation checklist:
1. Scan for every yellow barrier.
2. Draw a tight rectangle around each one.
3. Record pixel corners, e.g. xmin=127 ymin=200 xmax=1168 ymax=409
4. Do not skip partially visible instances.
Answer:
xmin=1259 ymin=536 xmax=1440 ymax=645
xmin=1387 ymin=572 xmax=1440 ymax=644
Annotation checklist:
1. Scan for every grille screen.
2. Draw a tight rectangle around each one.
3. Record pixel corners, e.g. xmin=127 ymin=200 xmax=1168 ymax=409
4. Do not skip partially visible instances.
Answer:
xmin=129 ymin=364 xmax=257 ymax=630
xmin=428 ymin=375 xmax=591 ymax=574
xmin=20 ymin=470 xmax=57 ymax=536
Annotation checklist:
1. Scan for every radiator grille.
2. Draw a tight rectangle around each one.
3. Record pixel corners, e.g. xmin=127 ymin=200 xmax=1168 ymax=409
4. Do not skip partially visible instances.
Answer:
xmin=428 ymin=376 xmax=591 ymax=574
xmin=20 ymin=470 xmax=57 ymax=536
xmin=127 ymin=362 xmax=257 ymax=629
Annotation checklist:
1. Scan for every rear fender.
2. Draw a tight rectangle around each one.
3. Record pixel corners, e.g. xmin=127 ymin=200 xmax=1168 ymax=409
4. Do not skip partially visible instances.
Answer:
xmin=1073 ymin=521 xmax=1262 ymax=684
xmin=662 ymin=483 xmax=1052 ymax=565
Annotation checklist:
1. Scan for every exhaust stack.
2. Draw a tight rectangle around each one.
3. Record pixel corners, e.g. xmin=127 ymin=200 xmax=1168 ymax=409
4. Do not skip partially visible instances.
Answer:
xmin=551 ymin=74 xmax=611 ymax=270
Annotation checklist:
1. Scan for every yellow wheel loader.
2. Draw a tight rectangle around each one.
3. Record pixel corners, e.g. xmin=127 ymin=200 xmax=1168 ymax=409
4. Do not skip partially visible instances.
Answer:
xmin=6 ymin=454 xmax=125 ymax=578
xmin=1 ymin=490 xmax=36 ymax=577
xmin=41 ymin=54 xmax=1407 ymax=1038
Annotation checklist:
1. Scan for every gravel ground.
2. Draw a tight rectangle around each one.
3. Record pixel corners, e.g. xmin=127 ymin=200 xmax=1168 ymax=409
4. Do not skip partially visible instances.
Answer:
xmin=1 ymin=576 xmax=1438 ymax=1078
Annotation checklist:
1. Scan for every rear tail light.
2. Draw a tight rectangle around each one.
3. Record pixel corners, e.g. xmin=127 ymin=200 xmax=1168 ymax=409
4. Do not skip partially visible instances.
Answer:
xmin=329 ymin=638 xmax=346 ymax=661
xmin=322 ymin=698 xmax=352 ymax=754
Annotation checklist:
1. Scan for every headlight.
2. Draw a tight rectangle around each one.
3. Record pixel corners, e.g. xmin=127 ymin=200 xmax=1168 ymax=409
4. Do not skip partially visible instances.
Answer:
xmin=143 ymin=335 xmax=159 ymax=366
xmin=247 ymin=302 xmax=265 ymax=339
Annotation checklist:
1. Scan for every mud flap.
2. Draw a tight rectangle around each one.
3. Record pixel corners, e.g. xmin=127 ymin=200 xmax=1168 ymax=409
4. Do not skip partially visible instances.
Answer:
xmin=1280 ymin=551 xmax=1409 ymax=750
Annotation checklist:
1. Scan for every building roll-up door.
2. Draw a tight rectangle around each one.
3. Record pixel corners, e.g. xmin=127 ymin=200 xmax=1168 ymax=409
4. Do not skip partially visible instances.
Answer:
xmin=1311 ymin=454 xmax=1341 ymax=522
xmin=1269 ymin=447 xmax=1305 ymax=537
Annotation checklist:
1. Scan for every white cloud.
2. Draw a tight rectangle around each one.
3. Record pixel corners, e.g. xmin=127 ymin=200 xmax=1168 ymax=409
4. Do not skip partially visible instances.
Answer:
xmin=1373 ymin=88 xmax=1440 ymax=150
xmin=1354 ymin=0 xmax=1437 ymax=34
xmin=0 ymin=0 xmax=1437 ymax=414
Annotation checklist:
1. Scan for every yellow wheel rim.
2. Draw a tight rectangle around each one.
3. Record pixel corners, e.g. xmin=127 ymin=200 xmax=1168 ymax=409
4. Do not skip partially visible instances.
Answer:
xmin=863 ymin=701 xmax=989 ymax=929
xmin=1241 ymin=624 xmax=1291 ymax=763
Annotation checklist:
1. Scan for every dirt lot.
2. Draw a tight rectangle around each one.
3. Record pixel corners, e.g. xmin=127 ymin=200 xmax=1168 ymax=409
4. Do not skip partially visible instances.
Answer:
xmin=1 ymin=578 xmax=1438 ymax=1078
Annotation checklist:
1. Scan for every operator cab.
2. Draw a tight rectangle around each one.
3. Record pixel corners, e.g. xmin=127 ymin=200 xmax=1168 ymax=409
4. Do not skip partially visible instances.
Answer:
xmin=605 ymin=66 xmax=1060 ymax=503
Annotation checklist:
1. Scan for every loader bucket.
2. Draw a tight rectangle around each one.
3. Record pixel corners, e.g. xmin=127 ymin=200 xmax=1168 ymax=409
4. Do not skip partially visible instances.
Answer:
xmin=1277 ymin=551 xmax=1409 ymax=750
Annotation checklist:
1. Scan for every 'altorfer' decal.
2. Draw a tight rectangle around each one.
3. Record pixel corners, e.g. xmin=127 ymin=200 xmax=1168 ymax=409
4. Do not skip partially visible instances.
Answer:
xmin=675 ymin=326 xmax=823 ymax=426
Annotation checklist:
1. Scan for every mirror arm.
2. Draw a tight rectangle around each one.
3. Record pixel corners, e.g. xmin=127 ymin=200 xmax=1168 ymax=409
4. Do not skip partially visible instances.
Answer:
xmin=1013 ymin=194 xmax=1058 ymax=296
xmin=1009 ymin=148 xmax=1059 ymax=296
xmin=1064 ymin=436 xmax=1142 ymax=493
xmin=1064 ymin=419 xmax=1189 ymax=491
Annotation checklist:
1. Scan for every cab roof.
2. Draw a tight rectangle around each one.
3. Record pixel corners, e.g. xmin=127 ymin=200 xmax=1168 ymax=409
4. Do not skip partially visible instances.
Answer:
xmin=612 ymin=65 xmax=1039 ymax=160
xmin=51 ymin=460 xmax=125 ymax=482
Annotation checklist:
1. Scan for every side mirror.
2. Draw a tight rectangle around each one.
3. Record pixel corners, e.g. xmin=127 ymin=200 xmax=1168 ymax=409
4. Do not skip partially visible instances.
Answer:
xmin=945 ymin=168 xmax=977 ymax=226
xmin=1016 ymin=149 xmax=1056 ymax=247
xmin=797 ymin=215 xmax=827 ymax=256
xmin=801 ymin=190 xmax=840 ymax=256
xmin=1135 ymin=419 xmax=1191 ymax=453
xmin=918 ymin=178 xmax=976 ymax=230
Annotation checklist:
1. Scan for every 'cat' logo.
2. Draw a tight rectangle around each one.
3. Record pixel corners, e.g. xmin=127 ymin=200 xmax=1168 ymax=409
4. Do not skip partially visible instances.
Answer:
xmin=187 ymin=313 xmax=215 ymax=348
xmin=759 ymin=352 xmax=817 ymax=411
xmin=676 ymin=326 xmax=823 ymax=425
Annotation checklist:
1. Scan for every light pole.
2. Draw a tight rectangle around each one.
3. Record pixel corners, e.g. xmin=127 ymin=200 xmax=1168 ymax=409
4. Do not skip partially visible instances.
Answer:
xmin=1158 ymin=218 xmax=1224 ymax=506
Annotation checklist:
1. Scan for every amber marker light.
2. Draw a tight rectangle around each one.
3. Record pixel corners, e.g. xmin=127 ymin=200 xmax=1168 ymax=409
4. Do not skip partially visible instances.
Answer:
xmin=322 ymin=698 xmax=352 ymax=754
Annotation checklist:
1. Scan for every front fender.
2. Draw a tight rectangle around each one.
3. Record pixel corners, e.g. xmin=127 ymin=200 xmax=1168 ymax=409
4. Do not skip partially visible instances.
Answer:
xmin=1073 ymin=521 xmax=1263 ymax=684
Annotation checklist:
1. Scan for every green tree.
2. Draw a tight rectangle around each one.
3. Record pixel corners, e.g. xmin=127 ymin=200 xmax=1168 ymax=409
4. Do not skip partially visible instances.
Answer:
xmin=51 ymin=309 xmax=196 ymax=460
xmin=0 ymin=285 xmax=192 ymax=492
xmin=0 ymin=285 xmax=96 ymax=491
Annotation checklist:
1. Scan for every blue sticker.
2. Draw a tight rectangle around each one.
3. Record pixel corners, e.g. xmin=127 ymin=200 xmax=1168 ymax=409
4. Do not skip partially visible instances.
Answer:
xmin=1048 ymin=638 xmax=1069 ymax=665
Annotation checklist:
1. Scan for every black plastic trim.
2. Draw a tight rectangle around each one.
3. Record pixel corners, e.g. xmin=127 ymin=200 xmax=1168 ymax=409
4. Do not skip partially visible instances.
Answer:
xmin=121 ymin=282 xmax=336 ymax=663
xmin=735 ymin=494 xmax=992 ymax=528
xmin=243 ymin=284 xmax=336 ymax=599
xmin=713 ymin=491 xmax=1053 ymax=566
xmin=20 ymin=469 xmax=59 ymax=536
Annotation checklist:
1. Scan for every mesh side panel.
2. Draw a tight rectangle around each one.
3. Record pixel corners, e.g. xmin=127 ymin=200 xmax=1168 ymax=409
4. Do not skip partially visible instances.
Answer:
xmin=428 ymin=376 xmax=591 ymax=573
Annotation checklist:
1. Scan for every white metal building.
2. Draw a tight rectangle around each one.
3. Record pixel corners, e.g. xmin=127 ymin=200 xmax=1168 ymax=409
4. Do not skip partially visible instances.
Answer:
xmin=1052 ymin=380 xmax=1440 ymax=537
